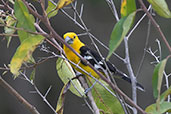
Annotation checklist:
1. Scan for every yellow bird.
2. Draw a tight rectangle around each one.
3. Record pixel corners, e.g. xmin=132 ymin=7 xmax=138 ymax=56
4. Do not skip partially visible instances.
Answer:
xmin=63 ymin=32 xmax=144 ymax=91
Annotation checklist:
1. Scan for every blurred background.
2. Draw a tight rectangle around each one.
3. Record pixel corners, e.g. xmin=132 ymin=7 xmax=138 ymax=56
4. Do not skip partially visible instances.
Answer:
xmin=0 ymin=0 xmax=170 ymax=114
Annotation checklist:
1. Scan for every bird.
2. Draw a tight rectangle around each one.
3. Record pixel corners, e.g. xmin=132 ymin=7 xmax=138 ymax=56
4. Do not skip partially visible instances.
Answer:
xmin=63 ymin=32 xmax=144 ymax=91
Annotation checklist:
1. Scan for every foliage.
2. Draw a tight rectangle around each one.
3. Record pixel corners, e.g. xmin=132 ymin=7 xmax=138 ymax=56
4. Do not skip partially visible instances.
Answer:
xmin=0 ymin=0 xmax=170 ymax=114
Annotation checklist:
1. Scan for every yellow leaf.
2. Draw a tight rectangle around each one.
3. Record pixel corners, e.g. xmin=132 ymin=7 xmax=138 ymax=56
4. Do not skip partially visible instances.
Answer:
xmin=56 ymin=0 xmax=74 ymax=10
xmin=120 ymin=0 xmax=136 ymax=17
xmin=10 ymin=35 xmax=44 ymax=76
xmin=120 ymin=0 xmax=127 ymax=17
xmin=56 ymin=80 xmax=71 ymax=114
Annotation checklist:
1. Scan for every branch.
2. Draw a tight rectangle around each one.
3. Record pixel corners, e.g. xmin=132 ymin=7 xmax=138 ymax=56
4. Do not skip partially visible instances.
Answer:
xmin=22 ymin=1 xmax=147 ymax=113
xmin=34 ymin=23 xmax=64 ymax=53
xmin=0 ymin=24 xmax=44 ymax=36
xmin=1 ymin=0 xmax=13 ymax=12
xmin=138 ymin=0 xmax=171 ymax=53
xmin=124 ymin=37 xmax=137 ymax=114
xmin=0 ymin=76 xmax=40 ymax=114
xmin=58 ymin=4 xmax=125 ymax=62
xmin=70 ymin=3 xmax=130 ymax=113
xmin=104 ymin=0 xmax=119 ymax=21
xmin=20 ymin=72 xmax=58 ymax=114
xmin=146 ymin=45 xmax=171 ymax=104
xmin=106 ymin=1 xmax=147 ymax=114
xmin=136 ymin=8 xmax=152 ymax=77
xmin=0 ymin=33 xmax=18 ymax=37
xmin=78 ymin=76 xmax=100 ymax=114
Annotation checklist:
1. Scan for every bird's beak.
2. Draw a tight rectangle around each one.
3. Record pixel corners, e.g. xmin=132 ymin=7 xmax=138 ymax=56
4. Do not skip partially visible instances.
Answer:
xmin=65 ymin=36 xmax=73 ymax=44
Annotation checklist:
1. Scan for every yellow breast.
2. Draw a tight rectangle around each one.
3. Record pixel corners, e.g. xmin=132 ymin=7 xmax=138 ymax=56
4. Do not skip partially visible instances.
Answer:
xmin=63 ymin=45 xmax=99 ymax=79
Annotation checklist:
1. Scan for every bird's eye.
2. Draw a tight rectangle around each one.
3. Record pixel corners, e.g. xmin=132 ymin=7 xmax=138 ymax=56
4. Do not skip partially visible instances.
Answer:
xmin=73 ymin=36 xmax=76 ymax=39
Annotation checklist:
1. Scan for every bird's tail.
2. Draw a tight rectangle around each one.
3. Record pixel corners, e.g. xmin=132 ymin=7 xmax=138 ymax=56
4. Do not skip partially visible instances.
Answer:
xmin=114 ymin=70 xmax=145 ymax=91
xmin=104 ymin=61 xmax=144 ymax=91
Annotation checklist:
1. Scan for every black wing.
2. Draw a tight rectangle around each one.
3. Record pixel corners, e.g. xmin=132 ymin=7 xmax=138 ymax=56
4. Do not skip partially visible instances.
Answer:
xmin=79 ymin=46 xmax=144 ymax=91
xmin=79 ymin=46 xmax=116 ymax=72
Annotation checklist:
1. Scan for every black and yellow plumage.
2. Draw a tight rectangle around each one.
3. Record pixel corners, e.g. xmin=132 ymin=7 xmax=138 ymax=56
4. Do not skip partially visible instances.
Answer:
xmin=63 ymin=32 xmax=144 ymax=91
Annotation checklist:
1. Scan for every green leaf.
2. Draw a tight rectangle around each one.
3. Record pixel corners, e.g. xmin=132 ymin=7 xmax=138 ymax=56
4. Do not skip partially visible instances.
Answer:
xmin=10 ymin=35 xmax=44 ymax=76
xmin=56 ymin=57 xmax=85 ymax=97
xmin=46 ymin=0 xmax=58 ymax=18
xmin=160 ymin=86 xmax=171 ymax=103
xmin=17 ymin=23 xmax=30 ymax=43
xmin=107 ymin=12 xmax=136 ymax=60
xmin=56 ymin=80 xmax=71 ymax=114
xmin=14 ymin=0 xmax=36 ymax=42
xmin=152 ymin=58 xmax=168 ymax=112
xmin=147 ymin=0 xmax=171 ymax=18
xmin=152 ymin=58 xmax=168 ymax=99
xmin=14 ymin=0 xmax=35 ymax=31
xmin=145 ymin=102 xmax=171 ymax=114
xmin=120 ymin=0 xmax=136 ymax=17
xmin=89 ymin=78 xmax=124 ymax=114
xmin=30 ymin=68 xmax=36 ymax=83
xmin=5 ymin=16 xmax=17 ymax=47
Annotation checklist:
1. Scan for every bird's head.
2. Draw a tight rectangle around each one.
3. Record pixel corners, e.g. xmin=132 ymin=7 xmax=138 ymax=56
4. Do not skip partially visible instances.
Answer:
xmin=63 ymin=32 xmax=78 ymax=45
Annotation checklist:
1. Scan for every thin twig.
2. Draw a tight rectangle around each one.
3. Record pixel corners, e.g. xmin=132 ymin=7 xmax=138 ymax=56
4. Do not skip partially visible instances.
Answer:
xmin=136 ymin=8 xmax=152 ymax=77
xmin=20 ymin=72 xmax=58 ymax=114
xmin=1 ymin=0 xmax=13 ymax=12
xmin=58 ymin=2 xmax=125 ymax=62
xmin=104 ymin=0 xmax=119 ymax=21
xmin=34 ymin=23 xmax=64 ymax=53
xmin=26 ymin=0 xmax=99 ymax=114
xmin=127 ymin=5 xmax=152 ymax=40
xmin=71 ymin=2 xmax=111 ymax=80
xmin=22 ymin=1 xmax=147 ymax=113
xmin=146 ymin=42 xmax=171 ymax=104
xmin=0 ymin=67 xmax=9 ymax=70
xmin=106 ymin=0 xmax=145 ymax=113
xmin=78 ymin=76 xmax=100 ymax=114
xmin=0 ymin=76 xmax=40 ymax=114
xmin=155 ymin=39 xmax=162 ymax=61
xmin=138 ymin=0 xmax=171 ymax=53
xmin=68 ymin=60 xmax=116 ymax=97
xmin=0 ymin=33 xmax=18 ymax=37
xmin=0 ymin=24 xmax=43 ymax=36
xmin=89 ymin=33 xmax=125 ymax=62
xmin=70 ymin=3 xmax=130 ymax=113
xmin=69 ymin=56 xmax=146 ymax=114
